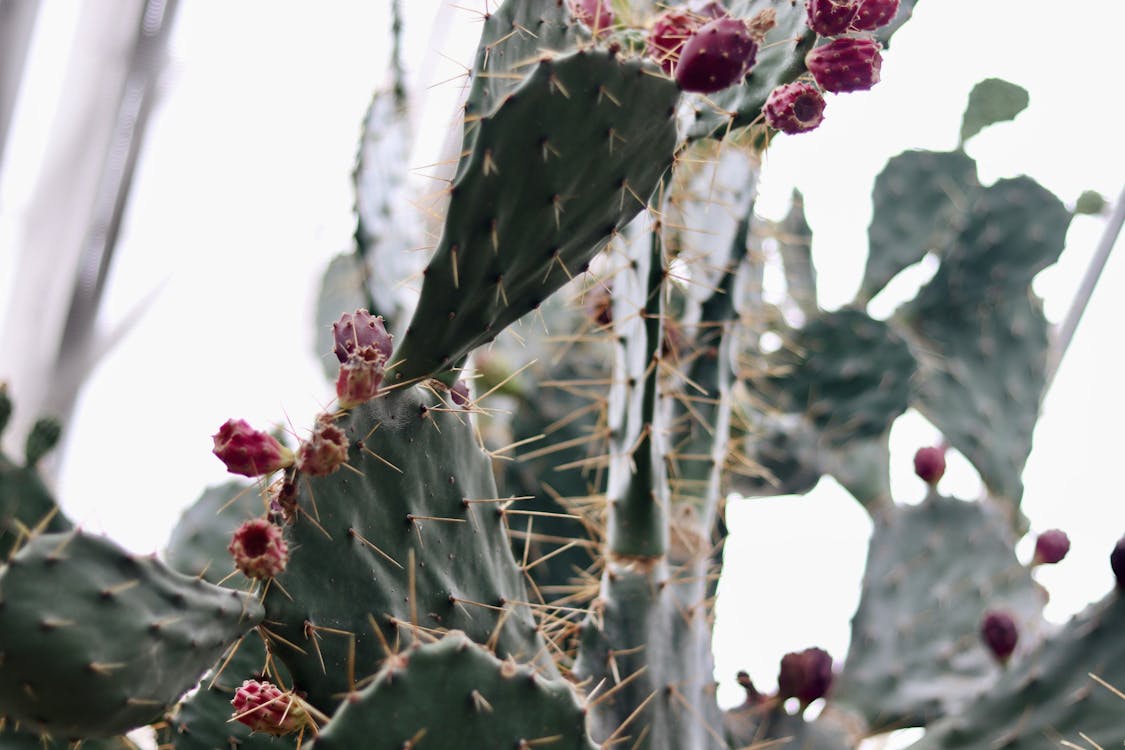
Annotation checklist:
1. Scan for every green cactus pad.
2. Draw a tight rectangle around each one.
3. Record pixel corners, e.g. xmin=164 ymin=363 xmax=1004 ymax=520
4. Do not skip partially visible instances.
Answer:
xmin=729 ymin=412 xmax=824 ymax=499
xmin=958 ymin=78 xmax=1029 ymax=147
xmin=897 ymin=176 xmax=1070 ymax=509
xmin=834 ymin=496 xmax=1045 ymax=729
xmin=262 ymin=386 xmax=550 ymax=711
xmin=777 ymin=189 xmax=818 ymax=318
xmin=310 ymin=631 xmax=595 ymax=750
xmin=910 ymin=593 xmax=1125 ymax=750
xmin=0 ymin=453 xmax=70 ymax=561
xmin=859 ymin=150 xmax=980 ymax=301
xmin=687 ymin=0 xmax=920 ymax=141
xmin=390 ymin=49 xmax=679 ymax=383
xmin=313 ymin=254 xmax=372 ymax=381
xmin=724 ymin=703 xmax=854 ymax=750
xmin=163 ymin=634 xmax=294 ymax=750
xmin=0 ymin=531 xmax=264 ymax=737
xmin=758 ymin=309 xmax=916 ymax=448
xmin=163 ymin=481 xmax=265 ymax=584
xmin=0 ymin=727 xmax=138 ymax=750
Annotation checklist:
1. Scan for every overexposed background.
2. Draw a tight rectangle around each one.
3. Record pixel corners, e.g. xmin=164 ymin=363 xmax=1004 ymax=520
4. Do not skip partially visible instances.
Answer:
xmin=1 ymin=0 xmax=1122 ymax=718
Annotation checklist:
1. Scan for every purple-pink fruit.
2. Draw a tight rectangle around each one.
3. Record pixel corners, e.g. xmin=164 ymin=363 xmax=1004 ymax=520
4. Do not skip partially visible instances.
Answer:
xmin=913 ymin=446 xmax=946 ymax=486
xmin=851 ymin=0 xmax=900 ymax=30
xmin=297 ymin=415 xmax=350 ymax=477
xmin=675 ymin=17 xmax=758 ymax=94
xmin=805 ymin=37 xmax=882 ymax=93
xmin=647 ymin=3 xmax=728 ymax=75
xmin=229 ymin=518 xmax=289 ymax=579
xmin=980 ymin=611 xmax=1018 ymax=663
xmin=1111 ymin=536 xmax=1125 ymax=591
xmin=764 ymin=81 xmax=826 ymax=134
xmin=777 ymin=647 xmax=833 ymax=706
xmin=450 ymin=380 xmax=471 ymax=408
xmin=212 ymin=419 xmax=295 ymax=477
xmin=332 ymin=309 xmax=392 ymax=365
xmin=336 ymin=347 xmax=386 ymax=409
xmin=1032 ymin=529 xmax=1070 ymax=565
xmin=568 ymin=0 xmax=615 ymax=35
xmin=231 ymin=680 xmax=310 ymax=736
xmin=806 ymin=0 xmax=858 ymax=37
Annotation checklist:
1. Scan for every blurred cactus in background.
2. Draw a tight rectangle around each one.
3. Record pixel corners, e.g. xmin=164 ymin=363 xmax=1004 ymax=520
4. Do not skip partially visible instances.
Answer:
xmin=1 ymin=2 xmax=1123 ymax=749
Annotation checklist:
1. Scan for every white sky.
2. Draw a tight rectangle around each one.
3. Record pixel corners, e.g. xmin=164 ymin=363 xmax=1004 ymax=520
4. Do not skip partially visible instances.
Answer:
xmin=1 ymin=0 xmax=1123 ymax=718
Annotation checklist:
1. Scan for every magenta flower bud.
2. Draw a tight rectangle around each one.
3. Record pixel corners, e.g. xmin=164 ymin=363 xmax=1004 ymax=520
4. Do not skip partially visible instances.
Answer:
xmin=913 ymin=446 xmax=946 ymax=486
xmin=647 ymin=3 xmax=728 ymax=75
xmin=805 ymin=37 xmax=882 ymax=93
xmin=980 ymin=611 xmax=1018 ymax=663
xmin=764 ymin=81 xmax=826 ymax=134
xmin=675 ymin=17 xmax=758 ymax=94
xmin=568 ymin=0 xmax=615 ymax=35
xmin=1111 ymin=536 xmax=1125 ymax=591
xmin=777 ymin=647 xmax=833 ymax=707
xmin=212 ymin=419 xmax=295 ymax=477
xmin=806 ymin=0 xmax=858 ymax=37
xmin=297 ymin=415 xmax=350 ymax=477
xmin=332 ymin=309 xmax=392 ymax=365
xmin=450 ymin=380 xmax=471 ymax=408
xmin=336 ymin=348 xmax=386 ymax=409
xmin=231 ymin=680 xmax=311 ymax=736
xmin=229 ymin=518 xmax=289 ymax=579
xmin=1032 ymin=529 xmax=1070 ymax=566
xmin=851 ymin=0 xmax=900 ymax=30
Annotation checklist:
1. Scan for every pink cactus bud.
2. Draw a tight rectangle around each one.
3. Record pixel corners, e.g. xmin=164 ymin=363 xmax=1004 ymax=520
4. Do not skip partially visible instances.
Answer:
xmin=806 ymin=0 xmax=858 ymax=37
xmin=229 ymin=518 xmax=289 ymax=579
xmin=805 ymin=37 xmax=882 ymax=93
xmin=851 ymin=0 xmax=899 ymax=30
xmin=1111 ymin=536 xmax=1125 ymax=591
xmin=764 ymin=81 xmax=826 ymax=134
xmin=332 ymin=309 xmax=392 ymax=365
xmin=297 ymin=415 xmax=350 ymax=477
xmin=1032 ymin=529 xmax=1070 ymax=565
xmin=647 ymin=3 xmax=728 ymax=75
xmin=777 ymin=647 xmax=833 ymax=706
xmin=913 ymin=446 xmax=946 ymax=486
xmin=675 ymin=17 xmax=759 ymax=94
xmin=450 ymin=380 xmax=471 ymax=408
xmin=980 ymin=610 xmax=1018 ymax=663
xmin=212 ymin=420 xmax=295 ymax=478
xmin=568 ymin=0 xmax=615 ymax=35
xmin=231 ymin=680 xmax=310 ymax=736
xmin=336 ymin=348 xmax=386 ymax=409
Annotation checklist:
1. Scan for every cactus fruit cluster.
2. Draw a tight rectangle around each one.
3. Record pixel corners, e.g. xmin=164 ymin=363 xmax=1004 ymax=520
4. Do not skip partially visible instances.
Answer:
xmin=2 ymin=2 xmax=1123 ymax=750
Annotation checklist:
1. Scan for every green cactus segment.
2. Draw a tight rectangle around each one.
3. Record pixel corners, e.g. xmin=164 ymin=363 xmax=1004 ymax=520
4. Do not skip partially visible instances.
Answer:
xmin=859 ymin=150 xmax=980 ymax=301
xmin=607 ymin=222 xmax=668 ymax=558
xmin=390 ymin=50 xmax=680 ymax=384
xmin=758 ymin=309 xmax=915 ymax=448
xmin=164 ymin=635 xmax=294 ymax=750
xmin=457 ymin=0 xmax=582 ymax=175
xmin=724 ymin=703 xmax=854 ymax=750
xmin=729 ymin=411 xmax=824 ymax=499
xmin=0 ymin=531 xmax=264 ymax=737
xmin=820 ymin=431 xmax=893 ymax=511
xmin=898 ymin=177 xmax=1070 ymax=508
xmin=834 ymin=496 xmax=1044 ymax=729
xmin=958 ymin=78 xmax=1029 ymax=147
xmin=0 ymin=728 xmax=138 ymax=750
xmin=311 ymin=631 xmax=595 ymax=750
xmin=910 ymin=594 xmax=1125 ymax=750
xmin=263 ymin=386 xmax=549 ymax=711
xmin=164 ymin=481 xmax=263 ymax=584
xmin=575 ymin=565 xmax=724 ymax=750
xmin=22 ymin=419 xmax=61 ymax=468
xmin=777 ymin=189 xmax=817 ymax=318
xmin=314 ymin=254 xmax=372 ymax=380
xmin=687 ymin=0 xmax=920 ymax=141
xmin=0 ymin=454 xmax=70 ymax=561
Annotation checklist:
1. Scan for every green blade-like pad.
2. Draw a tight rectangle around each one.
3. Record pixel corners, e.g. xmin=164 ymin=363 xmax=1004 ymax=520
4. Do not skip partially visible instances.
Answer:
xmin=958 ymin=78 xmax=1029 ymax=147
xmin=834 ymin=496 xmax=1044 ymax=729
xmin=0 ymin=531 xmax=264 ymax=737
xmin=859 ymin=150 xmax=980 ymax=301
xmin=910 ymin=594 xmax=1125 ymax=750
xmin=758 ymin=309 xmax=916 ymax=448
xmin=687 ymin=0 xmax=921 ymax=141
xmin=263 ymin=386 xmax=549 ymax=711
xmin=897 ymin=176 xmax=1070 ymax=509
xmin=390 ymin=49 xmax=679 ymax=383
xmin=310 ymin=631 xmax=595 ymax=750
xmin=163 ymin=481 xmax=262 ymax=585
